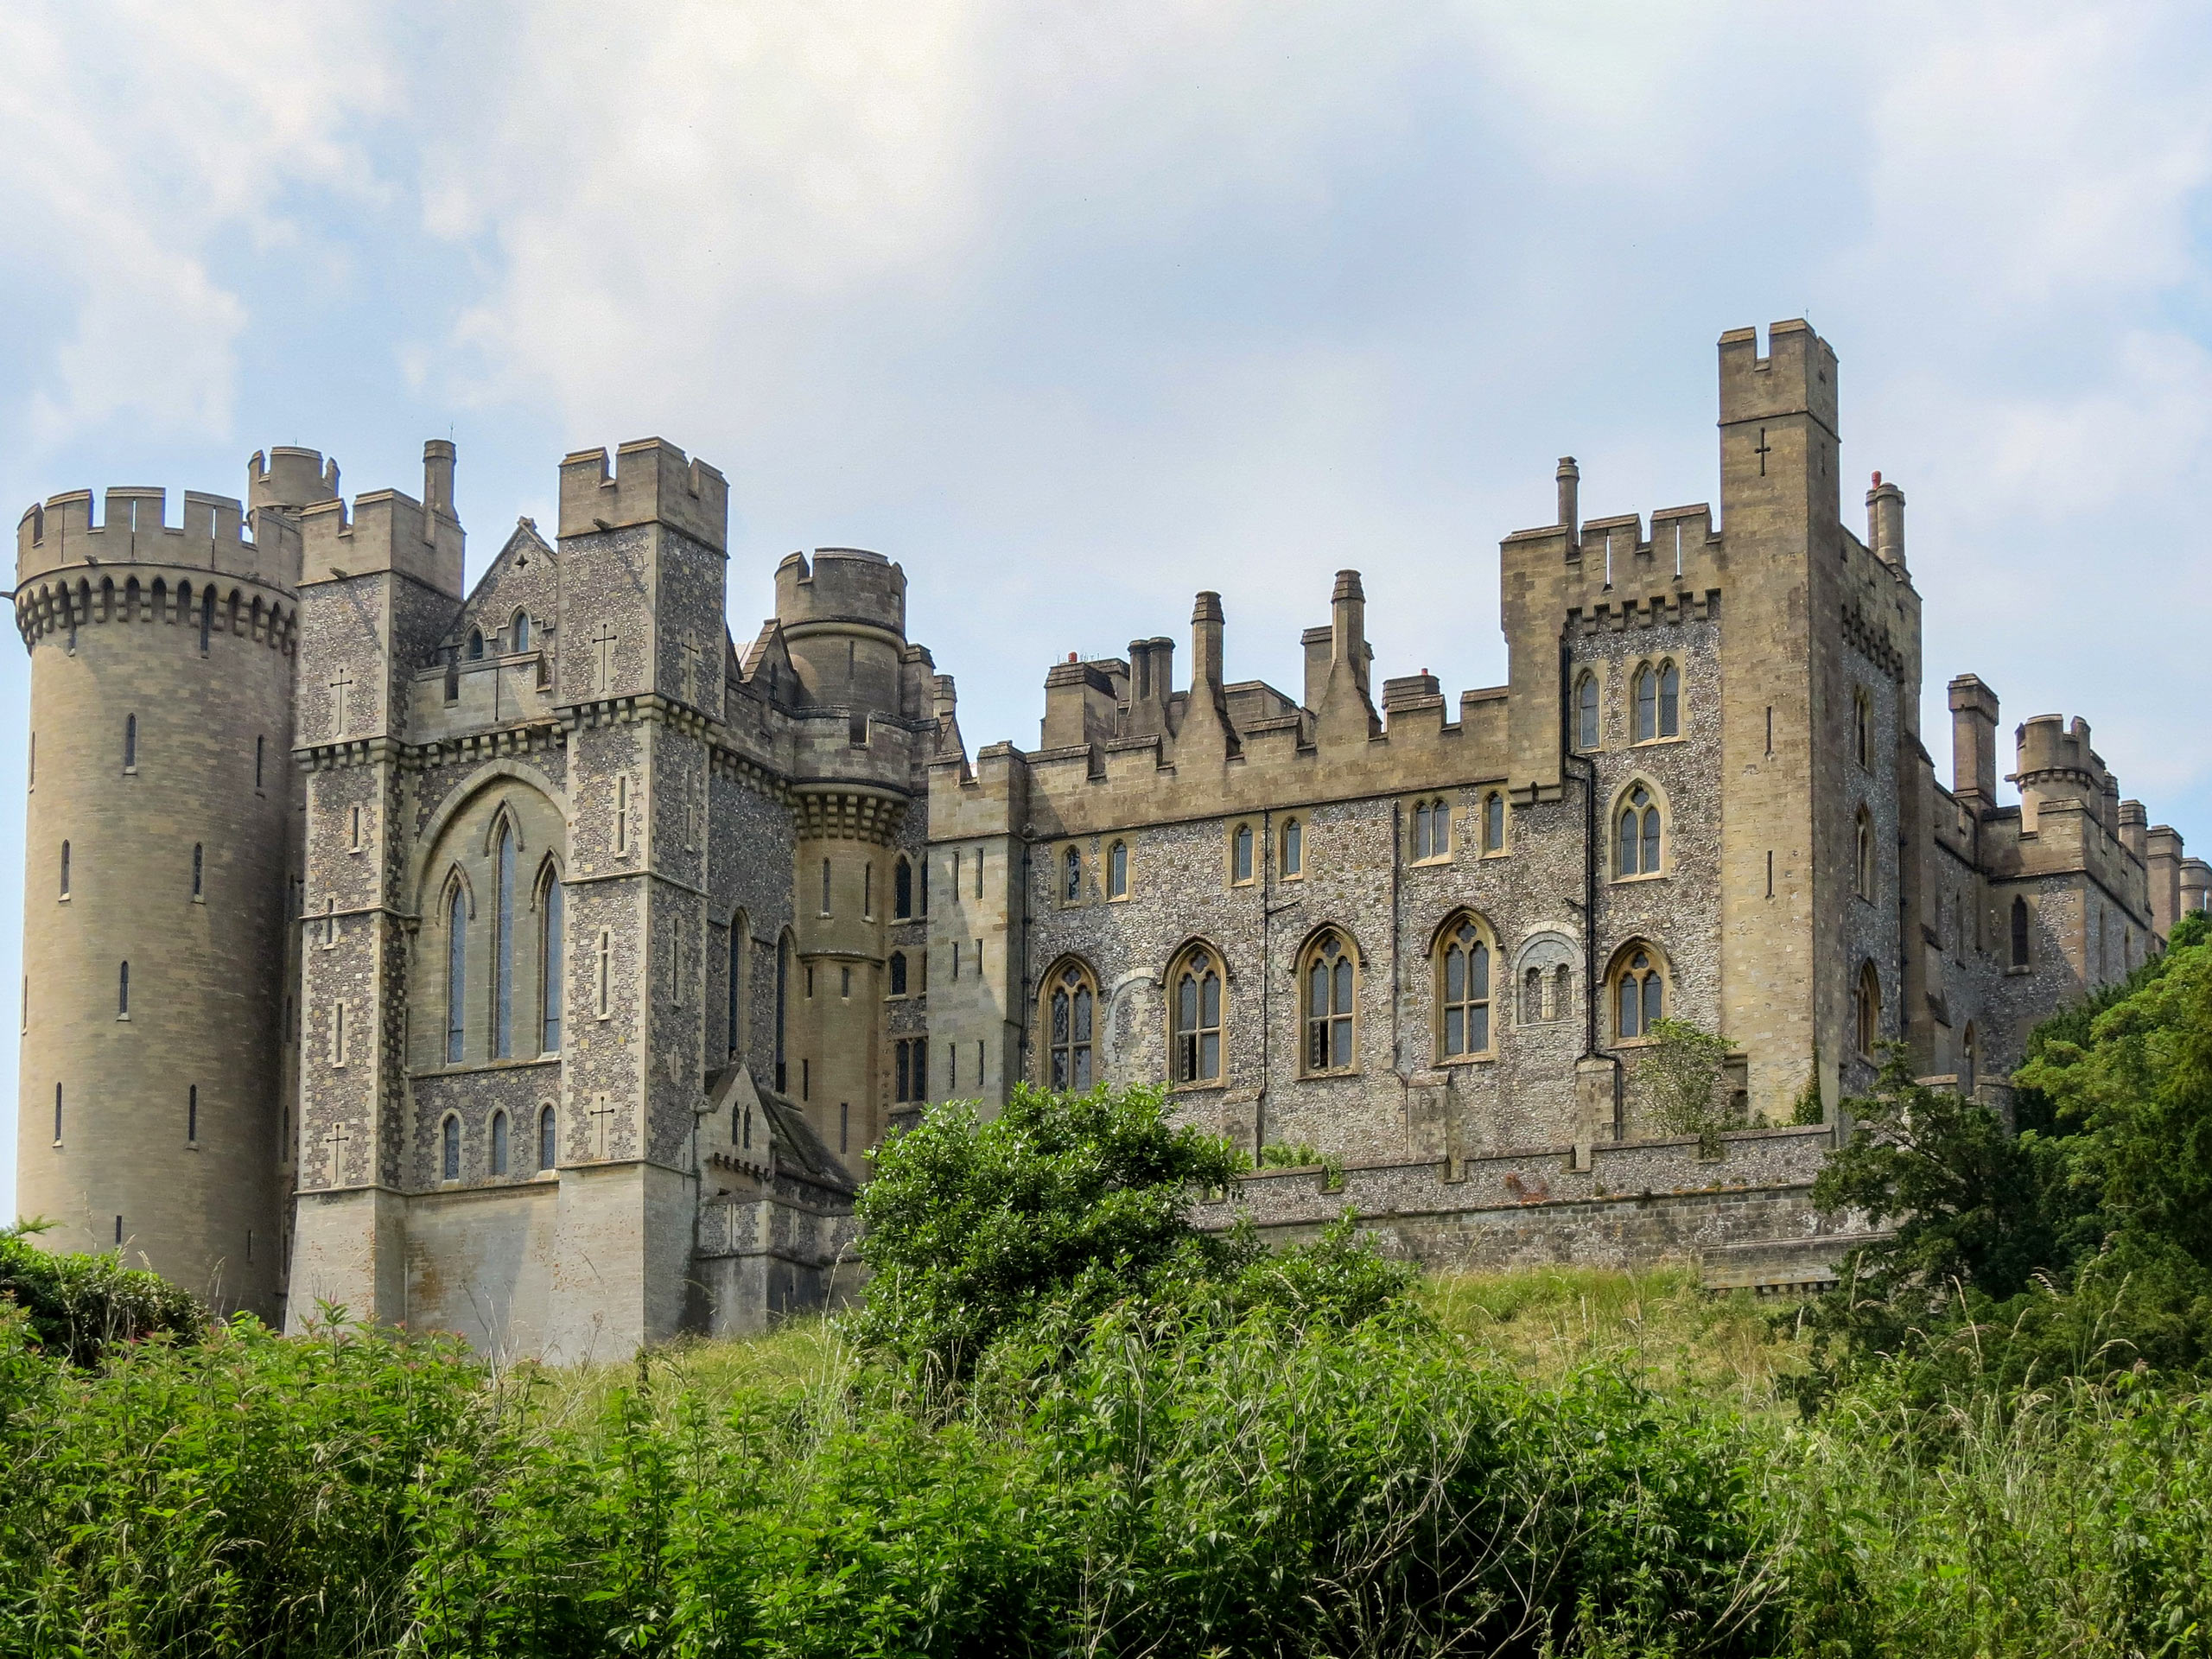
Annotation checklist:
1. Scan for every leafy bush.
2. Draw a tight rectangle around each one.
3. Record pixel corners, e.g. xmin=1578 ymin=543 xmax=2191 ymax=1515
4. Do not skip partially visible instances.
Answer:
xmin=0 ymin=1221 xmax=206 ymax=1365
xmin=1642 ymin=1017 xmax=1742 ymax=1152
xmin=846 ymin=1082 xmax=1244 ymax=1377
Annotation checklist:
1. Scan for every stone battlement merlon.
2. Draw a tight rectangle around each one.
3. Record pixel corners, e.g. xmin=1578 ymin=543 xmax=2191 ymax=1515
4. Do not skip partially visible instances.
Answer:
xmin=557 ymin=437 xmax=728 ymax=553
xmin=15 ymin=485 xmax=298 ymax=593
xmin=1717 ymin=318 xmax=1839 ymax=435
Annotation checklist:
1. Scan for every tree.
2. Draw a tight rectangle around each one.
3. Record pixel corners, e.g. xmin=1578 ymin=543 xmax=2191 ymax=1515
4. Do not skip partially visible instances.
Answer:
xmin=847 ymin=1083 xmax=1244 ymax=1377
xmin=0 ymin=1223 xmax=206 ymax=1365
xmin=1640 ymin=1017 xmax=1741 ymax=1154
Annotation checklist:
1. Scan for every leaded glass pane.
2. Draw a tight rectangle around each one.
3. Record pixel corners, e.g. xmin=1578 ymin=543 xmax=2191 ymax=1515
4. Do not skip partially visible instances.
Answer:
xmin=1470 ymin=1003 xmax=1489 ymax=1052
xmin=1470 ymin=942 xmax=1489 ymax=999
xmin=1619 ymin=811 xmax=1639 ymax=876
xmin=1332 ymin=959 xmax=1352 ymax=1016
xmin=1446 ymin=1006 xmax=1464 ymax=1055
xmin=1446 ymin=947 xmax=1465 ymax=1003
xmin=1073 ymin=987 xmax=1092 ymax=1043
xmin=1643 ymin=971 xmax=1662 ymax=1030
xmin=1643 ymin=807 xmax=1661 ymax=872
xmin=1200 ymin=1032 xmax=1219 ymax=1079
xmin=1052 ymin=989 xmax=1070 ymax=1046
xmin=1201 ymin=970 xmax=1220 ymax=1027
xmin=1659 ymin=664 xmax=1680 ymax=736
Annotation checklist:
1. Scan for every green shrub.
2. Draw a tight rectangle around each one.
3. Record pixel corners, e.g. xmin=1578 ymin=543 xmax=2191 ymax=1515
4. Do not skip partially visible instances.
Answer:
xmin=0 ymin=1223 xmax=206 ymax=1366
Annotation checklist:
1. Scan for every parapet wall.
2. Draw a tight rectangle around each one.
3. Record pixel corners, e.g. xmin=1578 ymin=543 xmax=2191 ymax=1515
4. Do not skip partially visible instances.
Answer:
xmin=16 ymin=485 xmax=299 ymax=593
xmin=1199 ymin=1123 xmax=1855 ymax=1289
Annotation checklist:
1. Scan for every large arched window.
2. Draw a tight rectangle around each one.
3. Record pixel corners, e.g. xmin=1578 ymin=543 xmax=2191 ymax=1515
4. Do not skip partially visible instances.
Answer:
xmin=493 ymin=818 xmax=517 ymax=1058
xmin=1302 ymin=931 xmax=1357 ymax=1072
xmin=1855 ymin=962 xmax=1881 ymax=1058
xmin=2010 ymin=896 xmax=2031 ymax=967
xmin=1576 ymin=672 xmax=1600 ymax=751
xmin=725 ymin=910 xmax=745 ymax=1055
xmin=1612 ymin=944 xmax=1664 ymax=1041
xmin=444 ymin=879 xmax=467 ymax=1064
xmin=775 ymin=935 xmax=792 ymax=1094
xmin=1436 ymin=917 xmax=1492 ymax=1059
xmin=1617 ymin=785 xmax=1662 ymax=877
xmin=1855 ymin=808 xmax=1874 ymax=899
xmin=893 ymin=855 xmax=912 ymax=918
xmin=1170 ymin=946 xmax=1224 ymax=1084
xmin=1045 ymin=959 xmax=1097 ymax=1090
xmin=537 ymin=865 xmax=563 ymax=1052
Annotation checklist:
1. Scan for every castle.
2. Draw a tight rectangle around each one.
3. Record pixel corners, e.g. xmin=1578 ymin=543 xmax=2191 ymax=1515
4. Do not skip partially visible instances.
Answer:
xmin=14 ymin=321 xmax=2208 ymax=1357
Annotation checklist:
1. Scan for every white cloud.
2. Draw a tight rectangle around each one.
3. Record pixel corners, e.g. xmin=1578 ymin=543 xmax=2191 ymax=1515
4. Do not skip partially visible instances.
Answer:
xmin=0 ymin=0 xmax=396 ymax=453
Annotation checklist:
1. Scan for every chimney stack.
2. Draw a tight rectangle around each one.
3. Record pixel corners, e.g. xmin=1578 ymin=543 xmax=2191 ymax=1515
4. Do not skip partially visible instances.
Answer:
xmin=1948 ymin=674 xmax=2000 ymax=808
xmin=423 ymin=439 xmax=456 ymax=520
xmin=1556 ymin=456 xmax=1580 ymax=544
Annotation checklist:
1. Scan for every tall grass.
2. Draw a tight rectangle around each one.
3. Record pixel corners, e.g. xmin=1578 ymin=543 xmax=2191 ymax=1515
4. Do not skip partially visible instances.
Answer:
xmin=3 ymin=1273 xmax=2209 ymax=1656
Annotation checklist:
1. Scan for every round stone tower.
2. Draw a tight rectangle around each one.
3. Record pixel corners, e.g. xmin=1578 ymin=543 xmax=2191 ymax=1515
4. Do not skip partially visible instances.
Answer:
xmin=11 ymin=449 xmax=332 ymax=1318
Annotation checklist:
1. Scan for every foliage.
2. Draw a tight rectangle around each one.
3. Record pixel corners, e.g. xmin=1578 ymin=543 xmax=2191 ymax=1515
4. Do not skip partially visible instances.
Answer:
xmin=846 ymin=1082 xmax=1244 ymax=1377
xmin=1789 ymin=1050 xmax=1826 ymax=1126
xmin=1798 ymin=915 xmax=2212 ymax=1404
xmin=0 ymin=1221 xmax=206 ymax=1365
xmin=1253 ymin=1138 xmax=1346 ymax=1187
xmin=1641 ymin=1017 xmax=1742 ymax=1153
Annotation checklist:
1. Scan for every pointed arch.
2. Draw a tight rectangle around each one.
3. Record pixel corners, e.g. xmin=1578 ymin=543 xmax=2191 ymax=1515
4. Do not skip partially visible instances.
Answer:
xmin=440 ymin=1112 xmax=462 ymax=1181
xmin=1855 ymin=806 xmax=1874 ymax=899
xmin=1611 ymin=776 xmax=1668 ymax=879
xmin=1575 ymin=668 xmax=1601 ymax=750
xmin=1039 ymin=955 xmax=1100 ymax=1090
xmin=443 ymin=874 xmax=469 ymax=1065
xmin=536 ymin=854 xmax=564 ymax=1054
xmin=538 ymin=1103 xmax=558 ymax=1171
xmin=1166 ymin=938 xmax=1227 ymax=1086
xmin=1606 ymin=938 xmax=1669 ymax=1042
xmin=1854 ymin=960 xmax=1882 ymax=1058
xmin=490 ymin=1109 xmax=511 ymax=1176
xmin=774 ymin=929 xmax=795 ymax=1095
xmin=1433 ymin=910 xmax=1496 ymax=1059
xmin=724 ymin=907 xmax=748 ymax=1057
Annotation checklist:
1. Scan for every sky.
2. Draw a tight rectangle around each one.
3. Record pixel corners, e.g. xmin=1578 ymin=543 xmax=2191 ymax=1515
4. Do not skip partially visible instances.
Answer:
xmin=3 ymin=1 xmax=2209 ymax=1207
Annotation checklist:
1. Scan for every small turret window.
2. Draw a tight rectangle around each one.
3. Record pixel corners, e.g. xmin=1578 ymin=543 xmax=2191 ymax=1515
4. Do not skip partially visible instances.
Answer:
xmin=123 ymin=714 xmax=137 ymax=771
xmin=117 ymin=961 xmax=130 ymax=1018
xmin=187 ymin=1084 xmax=198 ymax=1145
xmin=60 ymin=841 xmax=70 ymax=898
xmin=254 ymin=735 xmax=264 ymax=790
xmin=1856 ymin=809 xmax=1874 ymax=899
xmin=1109 ymin=840 xmax=1129 ymax=898
xmin=1853 ymin=688 xmax=1871 ymax=770
xmin=1483 ymin=792 xmax=1506 ymax=854
xmin=192 ymin=843 xmax=203 ymax=899
xmin=1855 ymin=963 xmax=1881 ymax=1058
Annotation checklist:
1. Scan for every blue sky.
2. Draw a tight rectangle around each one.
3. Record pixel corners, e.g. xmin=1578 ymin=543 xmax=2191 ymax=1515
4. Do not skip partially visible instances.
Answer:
xmin=3 ymin=1 xmax=2209 ymax=1207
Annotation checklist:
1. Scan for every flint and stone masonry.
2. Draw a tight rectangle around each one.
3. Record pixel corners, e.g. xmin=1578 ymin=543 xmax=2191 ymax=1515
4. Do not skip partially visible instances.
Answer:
xmin=12 ymin=322 xmax=2207 ymax=1351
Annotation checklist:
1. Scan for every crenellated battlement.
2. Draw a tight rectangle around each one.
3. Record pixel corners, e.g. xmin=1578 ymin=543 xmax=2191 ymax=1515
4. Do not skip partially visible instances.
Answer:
xmin=558 ymin=436 xmax=728 ymax=552
xmin=297 ymin=440 xmax=466 ymax=599
xmin=15 ymin=484 xmax=296 ymax=592
xmin=774 ymin=547 xmax=907 ymax=637
xmin=1717 ymin=318 xmax=1838 ymax=434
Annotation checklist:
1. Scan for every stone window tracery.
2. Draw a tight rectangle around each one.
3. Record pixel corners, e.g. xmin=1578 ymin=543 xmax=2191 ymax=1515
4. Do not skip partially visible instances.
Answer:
xmin=1170 ymin=946 xmax=1224 ymax=1085
xmin=1611 ymin=944 xmax=1664 ymax=1041
xmin=1303 ymin=931 xmax=1357 ymax=1073
xmin=1616 ymin=785 xmax=1662 ymax=878
xmin=1435 ymin=918 xmax=1492 ymax=1060
xmin=1045 ymin=959 xmax=1097 ymax=1090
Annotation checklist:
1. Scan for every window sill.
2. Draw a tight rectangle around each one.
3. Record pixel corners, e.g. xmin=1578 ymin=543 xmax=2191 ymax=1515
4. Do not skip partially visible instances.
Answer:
xmin=1630 ymin=734 xmax=1687 ymax=747
xmin=192 ymin=895 xmax=205 ymax=905
xmin=1435 ymin=1052 xmax=1497 ymax=1067
xmin=1611 ymin=870 xmax=1668 ymax=885
xmin=1170 ymin=1079 xmax=1225 ymax=1093
xmin=1478 ymin=849 xmax=1510 ymax=860
xmin=1613 ymin=1034 xmax=1656 ymax=1048
xmin=2004 ymin=963 xmax=2033 ymax=977
xmin=1299 ymin=1067 xmax=1361 ymax=1080
xmin=1409 ymin=855 xmax=1453 ymax=868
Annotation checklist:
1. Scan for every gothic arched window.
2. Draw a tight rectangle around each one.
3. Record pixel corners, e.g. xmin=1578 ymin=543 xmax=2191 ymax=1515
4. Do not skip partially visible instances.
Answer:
xmin=1046 ymin=959 xmax=1096 ymax=1090
xmin=1230 ymin=823 xmax=1255 ymax=885
xmin=1170 ymin=946 xmax=1224 ymax=1084
xmin=1108 ymin=840 xmax=1129 ymax=898
xmin=445 ymin=880 xmax=467 ymax=1064
xmin=493 ymin=819 xmax=517 ymax=1058
xmin=1856 ymin=808 xmax=1874 ymax=899
xmin=1613 ymin=946 xmax=1664 ymax=1041
xmin=467 ymin=628 xmax=484 ymax=661
xmin=442 ymin=1114 xmax=461 ymax=1180
xmin=1436 ymin=918 xmax=1491 ymax=1059
xmin=1854 ymin=688 xmax=1871 ymax=770
xmin=1658 ymin=662 xmax=1680 ymax=737
xmin=1576 ymin=672 xmax=1600 ymax=750
xmin=538 ymin=1103 xmax=556 ymax=1171
xmin=1303 ymin=931 xmax=1357 ymax=1072
xmin=539 ymin=867 xmax=564 ymax=1052
xmin=893 ymin=855 xmax=912 ymax=919
xmin=1617 ymin=785 xmax=1662 ymax=877
xmin=1482 ymin=791 xmax=1506 ymax=854
xmin=888 ymin=950 xmax=908 ymax=996
xmin=1855 ymin=962 xmax=1880 ymax=1057
xmin=491 ymin=1109 xmax=510 ymax=1176
xmin=512 ymin=610 xmax=531 ymax=652
xmin=2011 ymin=896 xmax=2031 ymax=967
xmin=1281 ymin=818 xmax=1303 ymax=878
